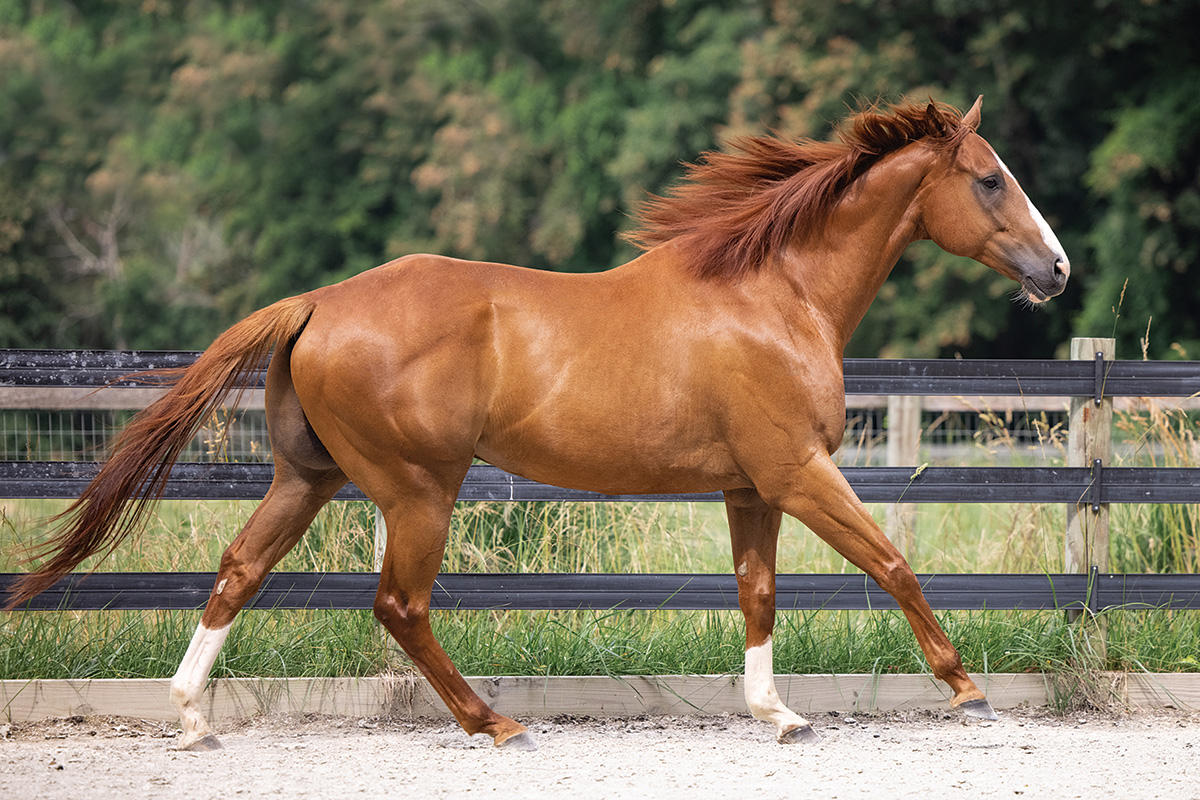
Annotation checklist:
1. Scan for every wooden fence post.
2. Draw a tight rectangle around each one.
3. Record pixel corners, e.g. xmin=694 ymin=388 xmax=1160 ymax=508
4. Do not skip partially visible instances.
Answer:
xmin=1065 ymin=337 xmax=1114 ymax=650
xmin=373 ymin=506 xmax=386 ymax=573
xmin=885 ymin=394 xmax=922 ymax=561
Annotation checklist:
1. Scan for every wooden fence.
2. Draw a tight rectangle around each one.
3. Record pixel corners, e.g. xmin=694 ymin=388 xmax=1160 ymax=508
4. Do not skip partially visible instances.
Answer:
xmin=3 ymin=344 xmax=1200 ymax=613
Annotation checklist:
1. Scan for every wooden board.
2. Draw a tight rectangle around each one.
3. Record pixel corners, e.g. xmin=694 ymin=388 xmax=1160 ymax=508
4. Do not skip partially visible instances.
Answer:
xmin=7 ymin=672 xmax=1195 ymax=723
xmin=0 ymin=386 xmax=265 ymax=411
xmin=1126 ymin=673 xmax=1200 ymax=710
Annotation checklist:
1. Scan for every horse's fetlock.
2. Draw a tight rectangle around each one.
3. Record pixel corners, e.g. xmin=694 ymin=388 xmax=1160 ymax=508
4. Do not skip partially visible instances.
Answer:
xmin=932 ymin=650 xmax=967 ymax=683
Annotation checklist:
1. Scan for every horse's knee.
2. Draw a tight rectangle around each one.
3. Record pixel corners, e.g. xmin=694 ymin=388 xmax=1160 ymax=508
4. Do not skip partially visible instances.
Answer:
xmin=373 ymin=591 xmax=428 ymax=636
xmin=738 ymin=586 xmax=776 ymax=630
xmin=213 ymin=552 xmax=252 ymax=593
xmin=873 ymin=556 xmax=919 ymax=597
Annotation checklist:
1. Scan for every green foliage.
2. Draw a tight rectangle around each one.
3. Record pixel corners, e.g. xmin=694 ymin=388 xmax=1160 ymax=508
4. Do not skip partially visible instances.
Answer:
xmin=1 ymin=1 xmax=1198 ymax=355
xmin=1083 ymin=71 xmax=1200 ymax=359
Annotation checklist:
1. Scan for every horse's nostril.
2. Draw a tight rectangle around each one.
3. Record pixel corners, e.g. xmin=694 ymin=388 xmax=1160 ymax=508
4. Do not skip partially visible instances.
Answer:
xmin=1053 ymin=258 xmax=1069 ymax=279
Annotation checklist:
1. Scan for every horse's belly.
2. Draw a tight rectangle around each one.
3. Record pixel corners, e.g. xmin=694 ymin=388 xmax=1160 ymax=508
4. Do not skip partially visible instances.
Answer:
xmin=475 ymin=430 xmax=744 ymax=496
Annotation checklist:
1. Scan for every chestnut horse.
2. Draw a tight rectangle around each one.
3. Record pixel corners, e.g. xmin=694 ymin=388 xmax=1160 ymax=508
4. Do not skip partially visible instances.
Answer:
xmin=8 ymin=97 xmax=1068 ymax=750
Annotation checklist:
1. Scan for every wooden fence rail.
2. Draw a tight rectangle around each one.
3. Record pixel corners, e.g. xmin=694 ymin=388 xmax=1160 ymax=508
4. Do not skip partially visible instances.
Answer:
xmin=3 ymin=347 xmax=1200 ymax=615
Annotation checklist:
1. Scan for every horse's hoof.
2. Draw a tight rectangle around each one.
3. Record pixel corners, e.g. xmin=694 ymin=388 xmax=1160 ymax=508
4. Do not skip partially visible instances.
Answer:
xmin=495 ymin=730 xmax=538 ymax=751
xmin=778 ymin=724 xmax=820 ymax=745
xmin=180 ymin=734 xmax=224 ymax=752
xmin=957 ymin=698 xmax=999 ymax=721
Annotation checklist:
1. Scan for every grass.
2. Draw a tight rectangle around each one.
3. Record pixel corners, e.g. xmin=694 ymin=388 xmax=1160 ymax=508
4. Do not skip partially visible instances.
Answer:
xmin=1 ymin=399 xmax=1198 ymax=685
xmin=1110 ymin=398 xmax=1200 ymax=574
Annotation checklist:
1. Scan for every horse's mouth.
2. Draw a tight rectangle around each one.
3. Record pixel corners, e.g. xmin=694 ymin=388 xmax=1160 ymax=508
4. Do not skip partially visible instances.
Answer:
xmin=1022 ymin=276 xmax=1053 ymax=304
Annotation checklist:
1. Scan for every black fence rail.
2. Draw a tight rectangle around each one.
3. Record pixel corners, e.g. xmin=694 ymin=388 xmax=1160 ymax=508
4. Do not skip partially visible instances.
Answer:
xmin=3 ymin=349 xmax=1200 ymax=614
xmin=5 ymin=348 xmax=1200 ymax=397
xmin=4 ymin=570 xmax=1199 ymax=612
xmin=6 ymin=460 xmax=1200 ymax=505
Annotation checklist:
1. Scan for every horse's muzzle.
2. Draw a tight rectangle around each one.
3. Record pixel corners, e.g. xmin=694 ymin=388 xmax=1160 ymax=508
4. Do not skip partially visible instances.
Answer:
xmin=1022 ymin=258 xmax=1069 ymax=303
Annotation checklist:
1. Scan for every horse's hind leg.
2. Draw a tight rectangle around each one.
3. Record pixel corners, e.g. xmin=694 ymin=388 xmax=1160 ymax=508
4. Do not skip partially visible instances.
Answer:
xmin=725 ymin=488 xmax=819 ymax=744
xmin=373 ymin=484 xmax=535 ymax=750
xmin=171 ymin=343 xmax=347 ymax=750
xmin=170 ymin=459 xmax=347 ymax=750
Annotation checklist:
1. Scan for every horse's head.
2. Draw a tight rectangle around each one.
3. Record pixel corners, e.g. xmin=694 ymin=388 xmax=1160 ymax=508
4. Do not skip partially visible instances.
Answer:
xmin=918 ymin=97 xmax=1069 ymax=303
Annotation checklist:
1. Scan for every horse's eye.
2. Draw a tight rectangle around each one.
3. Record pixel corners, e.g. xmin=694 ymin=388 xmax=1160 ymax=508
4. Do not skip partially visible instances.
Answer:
xmin=981 ymin=175 xmax=1002 ymax=192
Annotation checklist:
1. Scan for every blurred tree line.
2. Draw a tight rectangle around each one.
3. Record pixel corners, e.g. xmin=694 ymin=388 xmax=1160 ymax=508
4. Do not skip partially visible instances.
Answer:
xmin=1 ymin=0 xmax=1197 ymax=359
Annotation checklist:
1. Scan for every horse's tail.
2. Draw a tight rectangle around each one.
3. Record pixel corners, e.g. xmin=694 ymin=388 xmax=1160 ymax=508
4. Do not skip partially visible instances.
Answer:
xmin=4 ymin=294 xmax=318 ymax=610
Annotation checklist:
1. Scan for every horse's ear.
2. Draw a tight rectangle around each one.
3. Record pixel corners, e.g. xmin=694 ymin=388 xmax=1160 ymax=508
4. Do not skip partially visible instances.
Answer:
xmin=961 ymin=95 xmax=983 ymax=131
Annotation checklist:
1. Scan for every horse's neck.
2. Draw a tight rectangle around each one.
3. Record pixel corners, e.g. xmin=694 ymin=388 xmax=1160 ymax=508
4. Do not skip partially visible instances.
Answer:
xmin=779 ymin=143 xmax=938 ymax=351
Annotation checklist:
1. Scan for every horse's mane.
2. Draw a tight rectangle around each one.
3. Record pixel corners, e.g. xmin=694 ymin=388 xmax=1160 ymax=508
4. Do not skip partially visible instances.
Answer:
xmin=624 ymin=100 xmax=973 ymax=280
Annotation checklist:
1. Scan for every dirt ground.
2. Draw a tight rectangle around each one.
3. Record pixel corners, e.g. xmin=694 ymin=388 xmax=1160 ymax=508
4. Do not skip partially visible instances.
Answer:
xmin=1 ymin=708 xmax=1197 ymax=800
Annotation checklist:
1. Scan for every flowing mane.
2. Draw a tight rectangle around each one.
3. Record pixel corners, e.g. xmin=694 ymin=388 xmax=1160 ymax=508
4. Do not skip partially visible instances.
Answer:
xmin=625 ymin=100 xmax=973 ymax=280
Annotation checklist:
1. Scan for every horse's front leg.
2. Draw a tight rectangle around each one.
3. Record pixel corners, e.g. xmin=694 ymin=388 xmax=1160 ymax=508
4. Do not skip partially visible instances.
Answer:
xmin=760 ymin=453 xmax=997 ymax=721
xmin=725 ymin=488 xmax=820 ymax=744
xmin=373 ymin=487 xmax=535 ymax=751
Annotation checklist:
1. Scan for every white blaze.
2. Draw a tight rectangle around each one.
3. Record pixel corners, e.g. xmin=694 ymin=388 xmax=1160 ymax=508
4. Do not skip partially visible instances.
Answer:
xmin=991 ymin=148 xmax=1069 ymax=269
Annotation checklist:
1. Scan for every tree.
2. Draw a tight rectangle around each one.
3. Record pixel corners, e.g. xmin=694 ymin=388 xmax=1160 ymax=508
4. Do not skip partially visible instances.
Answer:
xmin=2 ymin=0 xmax=1198 ymax=359
xmin=1083 ymin=73 xmax=1200 ymax=359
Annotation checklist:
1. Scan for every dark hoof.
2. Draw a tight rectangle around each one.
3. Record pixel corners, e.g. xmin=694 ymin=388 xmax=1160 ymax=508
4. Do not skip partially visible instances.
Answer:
xmin=496 ymin=731 xmax=538 ymax=751
xmin=778 ymin=724 xmax=820 ymax=745
xmin=957 ymin=698 xmax=999 ymax=721
xmin=181 ymin=734 xmax=224 ymax=752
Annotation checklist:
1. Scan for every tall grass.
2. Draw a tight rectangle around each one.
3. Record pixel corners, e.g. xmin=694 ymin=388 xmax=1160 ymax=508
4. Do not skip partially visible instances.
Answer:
xmin=2 ymin=396 xmax=1199 ymax=683
xmin=1110 ymin=398 xmax=1200 ymax=573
